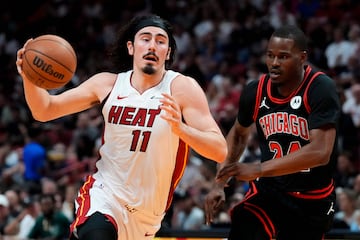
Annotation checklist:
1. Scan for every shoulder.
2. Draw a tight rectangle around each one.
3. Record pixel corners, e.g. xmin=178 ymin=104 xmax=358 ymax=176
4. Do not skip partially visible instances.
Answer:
xmin=240 ymin=79 xmax=261 ymax=100
xmin=170 ymin=72 xmax=208 ymax=107
xmin=245 ymin=79 xmax=261 ymax=90
xmin=87 ymin=72 xmax=118 ymax=85
xmin=309 ymin=72 xmax=337 ymax=91
xmin=171 ymin=71 xmax=193 ymax=82
xmin=171 ymin=72 xmax=203 ymax=91
xmin=82 ymin=72 xmax=118 ymax=101
xmin=306 ymin=71 xmax=340 ymax=113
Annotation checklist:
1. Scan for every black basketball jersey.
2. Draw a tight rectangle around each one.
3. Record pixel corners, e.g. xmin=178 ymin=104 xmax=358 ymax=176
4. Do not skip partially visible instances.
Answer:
xmin=237 ymin=65 xmax=340 ymax=192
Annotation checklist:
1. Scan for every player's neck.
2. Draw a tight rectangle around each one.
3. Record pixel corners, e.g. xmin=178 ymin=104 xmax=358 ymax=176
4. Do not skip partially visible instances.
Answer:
xmin=131 ymin=70 xmax=166 ymax=94
xmin=276 ymin=68 xmax=305 ymax=97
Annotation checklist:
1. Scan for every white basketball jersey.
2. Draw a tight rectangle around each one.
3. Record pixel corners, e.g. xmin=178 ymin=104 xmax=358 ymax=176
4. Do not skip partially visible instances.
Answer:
xmin=94 ymin=70 xmax=189 ymax=216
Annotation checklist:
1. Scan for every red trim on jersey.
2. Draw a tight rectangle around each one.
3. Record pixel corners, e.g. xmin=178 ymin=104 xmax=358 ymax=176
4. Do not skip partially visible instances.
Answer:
xmin=70 ymin=175 xmax=95 ymax=233
xmin=303 ymin=71 xmax=324 ymax=114
xmin=253 ymin=75 xmax=267 ymax=121
xmin=244 ymin=202 xmax=275 ymax=239
xmin=165 ymin=140 xmax=189 ymax=210
xmin=267 ymin=65 xmax=312 ymax=104
xmin=287 ymin=180 xmax=334 ymax=199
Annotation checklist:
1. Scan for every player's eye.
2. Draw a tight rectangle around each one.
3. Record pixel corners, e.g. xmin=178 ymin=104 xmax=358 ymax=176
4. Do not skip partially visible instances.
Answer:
xmin=267 ymin=53 xmax=274 ymax=59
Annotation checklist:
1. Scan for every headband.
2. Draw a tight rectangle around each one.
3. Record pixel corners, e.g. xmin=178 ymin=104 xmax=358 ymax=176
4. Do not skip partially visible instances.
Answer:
xmin=132 ymin=17 xmax=171 ymax=38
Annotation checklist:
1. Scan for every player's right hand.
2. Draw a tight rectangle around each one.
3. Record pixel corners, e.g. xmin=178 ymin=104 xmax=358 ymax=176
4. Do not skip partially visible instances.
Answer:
xmin=204 ymin=186 xmax=225 ymax=225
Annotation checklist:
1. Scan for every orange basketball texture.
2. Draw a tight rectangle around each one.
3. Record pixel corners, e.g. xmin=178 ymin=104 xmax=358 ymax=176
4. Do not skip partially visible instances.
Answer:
xmin=23 ymin=34 xmax=77 ymax=90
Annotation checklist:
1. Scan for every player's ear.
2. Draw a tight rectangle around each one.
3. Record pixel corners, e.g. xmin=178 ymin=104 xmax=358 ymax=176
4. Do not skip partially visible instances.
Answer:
xmin=166 ymin=48 xmax=171 ymax=60
xmin=127 ymin=41 xmax=134 ymax=56
xmin=300 ymin=50 xmax=307 ymax=63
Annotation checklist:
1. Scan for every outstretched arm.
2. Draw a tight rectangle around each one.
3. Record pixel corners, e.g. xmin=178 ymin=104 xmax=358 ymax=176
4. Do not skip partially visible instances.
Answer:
xmin=16 ymin=40 xmax=115 ymax=121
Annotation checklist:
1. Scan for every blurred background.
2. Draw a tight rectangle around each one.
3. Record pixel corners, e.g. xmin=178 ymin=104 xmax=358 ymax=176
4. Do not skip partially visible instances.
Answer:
xmin=2 ymin=0 xmax=360 ymax=239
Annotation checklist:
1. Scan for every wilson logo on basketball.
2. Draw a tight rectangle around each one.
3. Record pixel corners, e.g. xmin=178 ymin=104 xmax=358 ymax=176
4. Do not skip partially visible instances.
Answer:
xmin=32 ymin=56 xmax=65 ymax=80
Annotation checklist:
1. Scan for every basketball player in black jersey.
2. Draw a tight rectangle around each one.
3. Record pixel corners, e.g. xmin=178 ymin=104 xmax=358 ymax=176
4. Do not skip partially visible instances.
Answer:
xmin=205 ymin=25 xmax=341 ymax=239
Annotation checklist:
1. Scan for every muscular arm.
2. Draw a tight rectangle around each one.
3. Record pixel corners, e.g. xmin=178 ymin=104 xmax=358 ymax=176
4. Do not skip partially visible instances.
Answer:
xmin=216 ymin=126 xmax=336 ymax=182
xmin=22 ymin=72 xmax=115 ymax=121
xmin=224 ymin=121 xmax=252 ymax=165
xmin=17 ymin=43 xmax=115 ymax=122
xmin=261 ymin=127 xmax=336 ymax=177
xmin=164 ymin=75 xmax=227 ymax=163
xmin=220 ymin=121 xmax=251 ymax=168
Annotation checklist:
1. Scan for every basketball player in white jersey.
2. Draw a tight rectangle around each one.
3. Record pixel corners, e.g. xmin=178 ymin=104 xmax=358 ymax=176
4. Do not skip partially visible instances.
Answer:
xmin=16 ymin=15 xmax=227 ymax=239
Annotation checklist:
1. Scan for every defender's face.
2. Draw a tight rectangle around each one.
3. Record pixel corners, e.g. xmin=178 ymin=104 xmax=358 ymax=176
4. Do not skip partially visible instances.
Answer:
xmin=128 ymin=26 xmax=171 ymax=74
xmin=265 ymin=36 xmax=305 ymax=85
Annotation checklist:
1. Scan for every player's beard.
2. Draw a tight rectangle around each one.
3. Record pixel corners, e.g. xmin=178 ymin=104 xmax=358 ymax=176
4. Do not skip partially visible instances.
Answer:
xmin=142 ymin=64 xmax=156 ymax=75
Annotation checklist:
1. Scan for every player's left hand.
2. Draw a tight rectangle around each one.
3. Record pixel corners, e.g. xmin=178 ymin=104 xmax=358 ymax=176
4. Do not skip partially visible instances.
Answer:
xmin=216 ymin=162 xmax=261 ymax=182
xmin=159 ymin=93 xmax=183 ymax=135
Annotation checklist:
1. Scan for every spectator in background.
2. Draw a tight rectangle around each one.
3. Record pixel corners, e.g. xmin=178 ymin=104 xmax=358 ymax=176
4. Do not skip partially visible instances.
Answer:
xmin=353 ymin=173 xmax=360 ymax=197
xmin=69 ymin=111 xmax=100 ymax=162
xmin=239 ymin=130 xmax=261 ymax=164
xmin=28 ymin=193 xmax=70 ymax=240
xmin=3 ymin=195 xmax=40 ymax=239
xmin=171 ymin=190 xmax=206 ymax=230
xmin=172 ymin=21 xmax=192 ymax=57
xmin=268 ymin=0 xmax=297 ymax=29
xmin=4 ymin=189 xmax=22 ymax=219
xmin=334 ymin=151 xmax=358 ymax=189
xmin=325 ymin=27 xmax=354 ymax=75
xmin=337 ymin=86 xmax=359 ymax=168
xmin=346 ymin=23 xmax=360 ymax=82
xmin=334 ymin=188 xmax=360 ymax=231
xmin=61 ymin=183 xmax=77 ymax=222
xmin=342 ymin=83 xmax=360 ymax=128
xmin=210 ymin=76 xmax=240 ymax=134
xmin=0 ymin=134 xmax=25 ymax=190
xmin=0 ymin=194 xmax=11 ymax=236
xmin=22 ymin=124 xmax=48 ymax=195
xmin=342 ymin=83 xmax=360 ymax=167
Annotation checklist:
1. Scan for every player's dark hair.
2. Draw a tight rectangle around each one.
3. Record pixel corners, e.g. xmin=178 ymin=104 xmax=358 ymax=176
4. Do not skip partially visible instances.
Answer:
xmin=272 ymin=25 xmax=308 ymax=51
xmin=109 ymin=14 xmax=177 ymax=72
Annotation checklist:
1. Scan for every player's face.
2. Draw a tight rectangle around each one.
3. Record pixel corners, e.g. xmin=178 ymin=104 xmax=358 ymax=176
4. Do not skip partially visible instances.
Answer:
xmin=128 ymin=26 xmax=170 ymax=75
xmin=265 ymin=36 xmax=306 ymax=86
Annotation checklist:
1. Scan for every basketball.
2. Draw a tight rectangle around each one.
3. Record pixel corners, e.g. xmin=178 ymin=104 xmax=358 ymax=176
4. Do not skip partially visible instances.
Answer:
xmin=22 ymin=34 xmax=77 ymax=90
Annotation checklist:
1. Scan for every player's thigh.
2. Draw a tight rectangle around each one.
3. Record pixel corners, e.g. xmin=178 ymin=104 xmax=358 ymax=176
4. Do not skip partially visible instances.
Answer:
xmin=229 ymin=203 xmax=272 ymax=240
xmin=77 ymin=211 xmax=117 ymax=240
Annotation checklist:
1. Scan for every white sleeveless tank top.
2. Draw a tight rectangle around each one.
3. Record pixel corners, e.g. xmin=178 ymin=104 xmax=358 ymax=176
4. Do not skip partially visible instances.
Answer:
xmin=94 ymin=70 xmax=189 ymax=216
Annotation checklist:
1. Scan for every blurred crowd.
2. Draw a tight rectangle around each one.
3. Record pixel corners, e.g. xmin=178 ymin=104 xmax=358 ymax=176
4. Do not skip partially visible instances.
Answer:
xmin=2 ymin=0 xmax=360 ymax=238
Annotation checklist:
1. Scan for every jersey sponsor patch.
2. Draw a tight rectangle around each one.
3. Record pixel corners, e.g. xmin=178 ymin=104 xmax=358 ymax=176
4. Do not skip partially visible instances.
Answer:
xmin=290 ymin=96 xmax=302 ymax=109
